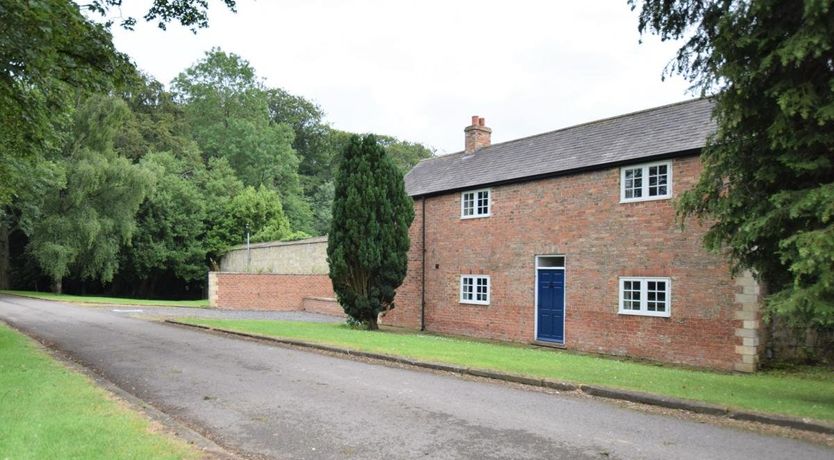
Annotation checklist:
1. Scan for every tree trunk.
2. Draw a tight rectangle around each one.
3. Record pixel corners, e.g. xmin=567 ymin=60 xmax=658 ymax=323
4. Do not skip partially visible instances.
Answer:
xmin=52 ymin=278 xmax=62 ymax=294
xmin=0 ymin=220 xmax=8 ymax=290
xmin=366 ymin=315 xmax=379 ymax=331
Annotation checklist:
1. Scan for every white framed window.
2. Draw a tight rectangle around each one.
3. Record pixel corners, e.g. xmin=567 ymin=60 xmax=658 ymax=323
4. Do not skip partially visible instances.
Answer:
xmin=460 ymin=275 xmax=490 ymax=305
xmin=619 ymin=277 xmax=671 ymax=317
xmin=461 ymin=188 xmax=491 ymax=218
xmin=620 ymin=161 xmax=672 ymax=202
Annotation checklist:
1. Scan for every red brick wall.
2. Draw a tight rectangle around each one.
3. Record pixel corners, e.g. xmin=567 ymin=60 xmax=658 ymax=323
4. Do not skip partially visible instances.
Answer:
xmin=214 ymin=273 xmax=335 ymax=311
xmin=381 ymin=196 xmax=424 ymax=329
xmin=388 ymin=155 xmax=747 ymax=371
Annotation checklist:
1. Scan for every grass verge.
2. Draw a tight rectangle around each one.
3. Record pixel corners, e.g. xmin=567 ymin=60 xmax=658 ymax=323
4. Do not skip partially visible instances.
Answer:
xmin=179 ymin=318 xmax=834 ymax=423
xmin=0 ymin=322 xmax=198 ymax=459
xmin=0 ymin=290 xmax=208 ymax=308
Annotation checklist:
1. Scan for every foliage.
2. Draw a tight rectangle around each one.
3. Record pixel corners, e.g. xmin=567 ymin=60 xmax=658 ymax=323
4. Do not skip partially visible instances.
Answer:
xmin=2 ymin=11 xmax=434 ymax=298
xmin=376 ymin=134 xmax=435 ymax=173
xmin=116 ymin=73 xmax=196 ymax=160
xmin=125 ymin=151 xmax=208 ymax=286
xmin=267 ymin=87 xmax=332 ymax=178
xmin=0 ymin=0 xmax=132 ymax=207
xmin=173 ymin=50 xmax=299 ymax=188
xmin=632 ymin=0 xmax=834 ymax=326
xmin=208 ymin=185 xmax=295 ymax=251
xmin=172 ymin=49 xmax=314 ymax=231
xmin=327 ymin=135 xmax=414 ymax=330
xmin=21 ymin=95 xmax=152 ymax=292
xmin=84 ymin=0 xmax=237 ymax=31
xmin=180 ymin=318 xmax=834 ymax=422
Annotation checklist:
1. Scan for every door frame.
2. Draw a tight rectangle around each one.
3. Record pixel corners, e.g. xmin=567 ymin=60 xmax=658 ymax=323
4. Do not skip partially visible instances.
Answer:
xmin=534 ymin=255 xmax=567 ymax=344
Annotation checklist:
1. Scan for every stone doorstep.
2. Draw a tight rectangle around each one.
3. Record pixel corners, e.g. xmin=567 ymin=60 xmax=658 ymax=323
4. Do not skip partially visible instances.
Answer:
xmin=164 ymin=320 xmax=834 ymax=437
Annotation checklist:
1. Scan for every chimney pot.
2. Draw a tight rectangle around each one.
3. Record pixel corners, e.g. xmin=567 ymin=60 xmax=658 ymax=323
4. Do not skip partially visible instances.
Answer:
xmin=464 ymin=115 xmax=492 ymax=153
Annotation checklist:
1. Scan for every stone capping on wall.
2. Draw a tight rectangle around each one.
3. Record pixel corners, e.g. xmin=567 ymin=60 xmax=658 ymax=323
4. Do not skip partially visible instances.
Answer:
xmin=220 ymin=235 xmax=329 ymax=274
xmin=225 ymin=235 xmax=328 ymax=252
xmin=733 ymin=270 xmax=763 ymax=373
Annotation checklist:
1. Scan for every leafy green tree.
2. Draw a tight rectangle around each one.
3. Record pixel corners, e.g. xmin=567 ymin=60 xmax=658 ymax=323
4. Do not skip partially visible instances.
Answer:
xmin=196 ymin=157 xmax=245 ymax=268
xmin=632 ymin=0 xmax=834 ymax=326
xmin=327 ymin=135 xmax=414 ymax=330
xmin=1 ymin=0 xmax=235 ymax=209
xmin=207 ymin=185 xmax=302 ymax=260
xmin=84 ymin=0 xmax=237 ymax=31
xmin=172 ymin=50 xmax=299 ymax=189
xmin=21 ymin=95 xmax=152 ymax=293
xmin=120 ymin=151 xmax=207 ymax=294
xmin=376 ymin=135 xmax=435 ymax=173
xmin=329 ymin=130 xmax=434 ymax=175
xmin=0 ymin=0 xmax=132 ymax=208
xmin=309 ymin=180 xmax=336 ymax=236
xmin=115 ymin=73 xmax=195 ymax=161
xmin=172 ymin=49 xmax=314 ymax=231
xmin=267 ymin=88 xmax=333 ymax=178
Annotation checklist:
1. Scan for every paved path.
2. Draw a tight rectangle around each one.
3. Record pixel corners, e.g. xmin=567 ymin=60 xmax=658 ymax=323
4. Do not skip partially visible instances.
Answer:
xmin=0 ymin=295 xmax=830 ymax=460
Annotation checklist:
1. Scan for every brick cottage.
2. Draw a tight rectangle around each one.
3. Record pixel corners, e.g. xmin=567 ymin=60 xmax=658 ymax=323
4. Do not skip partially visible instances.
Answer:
xmin=383 ymin=99 xmax=765 ymax=372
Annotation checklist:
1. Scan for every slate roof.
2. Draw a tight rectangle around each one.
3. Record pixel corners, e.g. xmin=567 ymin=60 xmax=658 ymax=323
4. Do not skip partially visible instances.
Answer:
xmin=405 ymin=98 xmax=715 ymax=197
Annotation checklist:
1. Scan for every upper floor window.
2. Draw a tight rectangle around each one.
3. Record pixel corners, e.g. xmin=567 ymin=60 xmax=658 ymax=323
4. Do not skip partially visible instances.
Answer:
xmin=619 ymin=277 xmax=671 ymax=317
xmin=620 ymin=161 xmax=672 ymax=202
xmin=461 ymin=189 xmax=491 ymax=218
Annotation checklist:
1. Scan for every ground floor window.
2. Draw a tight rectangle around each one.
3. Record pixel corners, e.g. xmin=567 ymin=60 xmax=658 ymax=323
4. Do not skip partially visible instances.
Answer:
xmin=460 ymin=275 xmax=490 ymax=305
xmin=618 ymin=277 xmax=670 ymax=317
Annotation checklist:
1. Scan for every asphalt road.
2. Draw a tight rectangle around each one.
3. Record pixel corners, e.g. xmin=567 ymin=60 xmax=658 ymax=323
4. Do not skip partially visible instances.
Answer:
xmin=1 ymin=295 xmax=831 ymax=460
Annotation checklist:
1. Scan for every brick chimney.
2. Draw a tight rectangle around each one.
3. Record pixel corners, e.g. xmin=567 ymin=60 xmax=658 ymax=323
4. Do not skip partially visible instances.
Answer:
xmin=464 ymin=115 xmax=491 ymax=153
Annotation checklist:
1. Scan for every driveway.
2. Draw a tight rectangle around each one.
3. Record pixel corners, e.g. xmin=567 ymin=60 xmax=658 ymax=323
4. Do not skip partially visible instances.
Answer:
xmin=0 ymin=295 xmax=830 ymax=459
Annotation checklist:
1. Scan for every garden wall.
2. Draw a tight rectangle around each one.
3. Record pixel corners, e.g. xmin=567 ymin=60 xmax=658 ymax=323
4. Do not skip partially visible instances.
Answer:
xmin=208 ymin=272 xmax=336 ymax=311
xmin=210 ymin=236 xmax=341 ymax=315
xmin=220 ymin=236 xmax=328 ymax=274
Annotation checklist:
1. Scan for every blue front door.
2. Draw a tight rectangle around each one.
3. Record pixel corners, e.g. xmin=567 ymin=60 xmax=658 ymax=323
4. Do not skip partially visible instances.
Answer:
xmin=537 ymin=269 xmax=565 ymax=343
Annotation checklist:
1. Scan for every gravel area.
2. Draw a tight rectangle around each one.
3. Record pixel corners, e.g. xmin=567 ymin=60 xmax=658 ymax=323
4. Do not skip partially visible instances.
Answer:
xmin=100 ymin=305 xmax=343 ymax=323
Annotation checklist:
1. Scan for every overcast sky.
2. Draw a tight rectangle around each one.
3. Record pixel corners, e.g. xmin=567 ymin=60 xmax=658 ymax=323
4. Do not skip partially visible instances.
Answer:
xmin=110 ymin=0 xmax=693 ymax=154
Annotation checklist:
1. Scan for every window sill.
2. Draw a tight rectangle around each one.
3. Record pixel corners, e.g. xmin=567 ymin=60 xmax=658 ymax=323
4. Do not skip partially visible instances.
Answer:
xmin=619 ymin=195 xmax=672 ymax=204
xmin=618 ymin=310 xmax=670 ymax=318
xmin=460 ymin=214 xmax=491 ymax=220
xmin=460 ymin=300 xmax=490 ymax=306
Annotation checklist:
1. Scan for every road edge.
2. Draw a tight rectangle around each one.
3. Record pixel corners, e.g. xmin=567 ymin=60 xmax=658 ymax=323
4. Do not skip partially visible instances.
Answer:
xmin=0 ymin=318 xmax=241 ymax=460
xmin=164 ymin=319 xmax=834 ymax=436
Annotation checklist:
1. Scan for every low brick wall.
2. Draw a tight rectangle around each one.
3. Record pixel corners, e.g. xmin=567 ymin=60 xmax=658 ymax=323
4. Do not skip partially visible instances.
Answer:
xmin=302 ymin=296 xmax=345 ymax=317
xmin=209 ymin=272 xmax=335 ymax=311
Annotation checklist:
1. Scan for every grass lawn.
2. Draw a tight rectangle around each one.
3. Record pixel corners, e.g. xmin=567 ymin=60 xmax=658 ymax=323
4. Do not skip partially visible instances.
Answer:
xmin=0 ymin=290 xmax=209 ymax=308
xmin=0 ymin=323 xmax=198 ymax=459
xmin=180 ymin=318 xmax=834 ymax=423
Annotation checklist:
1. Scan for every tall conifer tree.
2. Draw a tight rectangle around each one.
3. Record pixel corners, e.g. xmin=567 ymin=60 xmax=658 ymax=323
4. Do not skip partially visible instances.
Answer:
xmin=327 ymin=135 xmax=414 ymax=330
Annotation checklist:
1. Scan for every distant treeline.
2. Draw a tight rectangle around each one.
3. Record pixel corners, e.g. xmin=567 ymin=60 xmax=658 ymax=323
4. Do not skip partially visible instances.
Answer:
xmin=1 ymin=48 xmax=433 ymax=299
